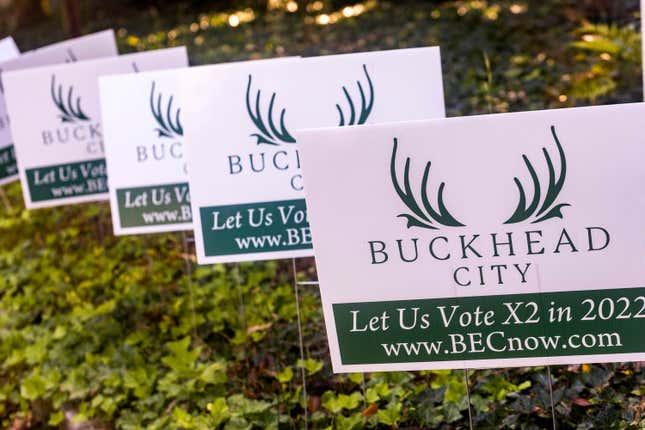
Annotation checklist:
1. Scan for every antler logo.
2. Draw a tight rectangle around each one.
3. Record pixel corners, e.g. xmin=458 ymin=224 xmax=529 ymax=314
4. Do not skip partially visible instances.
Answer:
xmin=50 ymin=75 xmax=90 ymax=123
xmin=245 ymin=74 xmax=296 ymax=146
xmin=336 ymin=64 xmax=374 ymax=126
xmin=65 ymin=48 xmax=77 ymax=63
xmin=505 ymin=125 xmax=569 ymax=224
xmin=149 ymin=81 xmax=183 ymax=139
xmin=391 ymin=138 xmax=465 ymax=230
xmin=391 ymin=126 xmax=570 ymax=230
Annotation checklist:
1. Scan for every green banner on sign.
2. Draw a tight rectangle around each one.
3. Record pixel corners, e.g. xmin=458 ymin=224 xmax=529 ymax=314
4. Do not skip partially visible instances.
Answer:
xmin=334 ymin=287 xmax=645 ymax=365
xmin=0 ymin=145 xmax=17 ymax=181
xmin=116 ymin=182 xmax=191 ymax=228
xmin=26 ymin=158 xmax=107 ymax=202
xmin=199 ymin=198 xmax=312 ymax=257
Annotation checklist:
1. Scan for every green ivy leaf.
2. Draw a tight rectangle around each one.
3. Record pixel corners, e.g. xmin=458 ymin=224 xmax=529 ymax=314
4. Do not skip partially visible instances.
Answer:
xmin=276 ymin=366 xmax=294 ymax=384
xmin=224 ymin=416 xmax=251 ymax=430
xmin=334 ymin=413 xmax=363 ymax=430
xmin=348 ymin=373 xmax=364 ymax=385
xmin=297 ymin=358 xmax=323 ymax=376
xmin=48 ymin=410 xmax=65 ymax=426
xmin=322 ymin=391 xmax=363 ymax=413
xmin=207 ymin=397 xmax=231 ymax=425
xmin=172 ymin=407 xmax=194 ymax=427
xmin=227 ymin=394 xmax=271 ymax=416
xmin=377 ymin=402 xmax=402 ymax=426
xmin=20 ymin=372 xmax=46 ymax=400
xmin=162 ymin=336 xmax=200 ymax=375
xmin=366 ymin=382 xmax=390 ymax=403
xmin=199 ymin=361 xmax=227 ymax=385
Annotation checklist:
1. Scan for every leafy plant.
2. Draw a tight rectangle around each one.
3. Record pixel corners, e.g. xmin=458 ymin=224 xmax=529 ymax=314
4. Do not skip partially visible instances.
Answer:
xmin=390 ymin=137 xmax=465 ymax=230
xmin=568 ymin=23 xmax=642 ymax=103
xmin=2 ymin=1 xmax=645 ymax=429
xmin=149 ymin=80 xmax=183 ymax=138
xmin=336 ymin=64 xmax=374 ymax=126
xmin=245 ymin=74 xmax=296 ymax=146
xmin=50 ymin=74 xmax=90 ymax=123
xmin=505 ymin=125 xmax=569 ymax=224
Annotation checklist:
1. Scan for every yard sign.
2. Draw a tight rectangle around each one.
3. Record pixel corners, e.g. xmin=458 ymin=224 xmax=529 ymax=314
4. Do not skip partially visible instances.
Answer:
xmin=3 ymin=46 xmax=186 ymax=208
xmin=0 ymin=30 xmax=117 ymax=186
xmin=0 ymin=37 xmax=19 ymax=62
xmin=182 ymin=47 xmax=446 ymax=264
xmin=298 ymin=103 xmax=645 ymax=372
xmin=99 ymin=61 xmax=192 ymax=235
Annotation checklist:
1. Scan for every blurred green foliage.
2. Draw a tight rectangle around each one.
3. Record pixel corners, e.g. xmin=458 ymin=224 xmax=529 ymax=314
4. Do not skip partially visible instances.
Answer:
xmin=569 ymin=23 xmax=642 ymax=103
xmin=1 ymin=1 xmax=644 ymax=429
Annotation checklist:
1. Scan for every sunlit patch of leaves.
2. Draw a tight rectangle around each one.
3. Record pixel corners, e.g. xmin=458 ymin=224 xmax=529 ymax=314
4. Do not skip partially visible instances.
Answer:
xmin=568 ymin=23 xmax=642 ymax=103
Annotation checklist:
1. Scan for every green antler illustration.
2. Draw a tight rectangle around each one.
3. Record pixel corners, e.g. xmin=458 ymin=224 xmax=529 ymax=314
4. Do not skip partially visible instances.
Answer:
xmin=505 ymin=125 xmax=570 ymax=224
xmin=245 ymin=74 xmax=296 ymax=146
xmin=391 ymin=138 xmax=465 ymax=230
xmin=149 ymin=81 xmax=183 ymax=138
xmin=336 ymin=64 xmax=374 ymax=126
xmin=50 ymin=75 xmax=90 ymax=123
xmin=65 ymin=48 xmax=77 ymax=63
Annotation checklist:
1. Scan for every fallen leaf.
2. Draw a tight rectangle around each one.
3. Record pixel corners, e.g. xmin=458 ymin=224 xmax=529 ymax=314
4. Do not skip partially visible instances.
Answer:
xmin=308 ymin=395 xmax=321 ymax=413
xmin=246 ymin=322 xmax=272 ymax=334
xmin=361 ymin=403 xmax=379 ymax=417
xmin=572 ymin=398 xmax=593 ymax=407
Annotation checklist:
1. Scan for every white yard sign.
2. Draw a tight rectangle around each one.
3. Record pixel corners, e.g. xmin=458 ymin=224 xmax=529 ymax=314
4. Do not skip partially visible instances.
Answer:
xmin=100 ymin=61 xmax=192 ymax=235
xmin=182 ymin=48 xmax=446 ymax=264
xmin=0 ymin=37 xmax=19 ymax=62
xmin=4 ymin=46 xmax=186 ymax=208
xmin=298 ymin=103 xmax=645 ymax=373
xmin=0 ymin=30 xmax=117 ymax=186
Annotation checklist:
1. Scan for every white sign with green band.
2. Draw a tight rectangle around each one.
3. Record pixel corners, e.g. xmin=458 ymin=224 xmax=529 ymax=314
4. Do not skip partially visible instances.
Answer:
xmin=100 ymin=61 xmax=191 ymax=235
xmin=0 ymin=30 xmax=117 ymax=186
xmin=298 ymin=103 xmax=645 ymax=372
xmin=182 ymin=47 xmax=446 ymax=264
xmin=4 ymin=46 xmax=186 ymax=209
